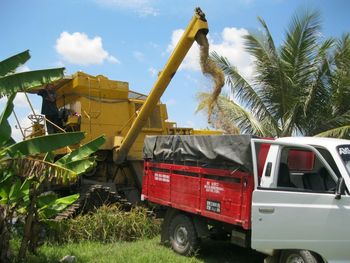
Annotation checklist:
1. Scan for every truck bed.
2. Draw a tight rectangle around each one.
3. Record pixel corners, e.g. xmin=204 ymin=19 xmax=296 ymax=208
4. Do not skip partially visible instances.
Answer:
xmin=142 ymin=160 xmax=254 ymax=230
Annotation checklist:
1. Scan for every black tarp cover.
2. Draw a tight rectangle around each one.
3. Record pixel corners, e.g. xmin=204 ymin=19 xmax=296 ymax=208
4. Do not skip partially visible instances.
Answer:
xmin=143 ymin=135 xmax=255 ymax=173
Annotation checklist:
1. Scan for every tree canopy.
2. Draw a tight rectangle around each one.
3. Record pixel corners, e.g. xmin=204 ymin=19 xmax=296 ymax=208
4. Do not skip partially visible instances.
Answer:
xmin=198 ymin=10 xmax=350 ymax=138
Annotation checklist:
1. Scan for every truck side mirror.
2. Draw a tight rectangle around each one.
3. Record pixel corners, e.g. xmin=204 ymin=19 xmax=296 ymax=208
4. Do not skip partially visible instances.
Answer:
xmin=335 ymin=177 xmax=346 ymax=200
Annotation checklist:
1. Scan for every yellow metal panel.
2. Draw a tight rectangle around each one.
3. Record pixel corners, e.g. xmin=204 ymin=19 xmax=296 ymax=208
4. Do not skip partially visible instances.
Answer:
xmin=192 ymin=129 xmax=223 ymax=135
xmin=58 ymin=72 xmax=129 ymax=102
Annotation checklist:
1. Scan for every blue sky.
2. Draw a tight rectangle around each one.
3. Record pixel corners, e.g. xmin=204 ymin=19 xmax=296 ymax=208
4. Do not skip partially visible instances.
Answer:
xmin=1 ymin=0 xmax=350 ymax=141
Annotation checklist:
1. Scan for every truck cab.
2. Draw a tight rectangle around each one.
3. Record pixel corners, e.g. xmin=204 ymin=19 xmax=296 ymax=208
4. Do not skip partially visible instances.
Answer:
xmin=251 ymin=137 xmax=350 ymax=262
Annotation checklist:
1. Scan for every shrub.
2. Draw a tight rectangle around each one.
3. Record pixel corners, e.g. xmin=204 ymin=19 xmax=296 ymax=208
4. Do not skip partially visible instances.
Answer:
xmin=50 ymin=205 xmax=161 ymax=243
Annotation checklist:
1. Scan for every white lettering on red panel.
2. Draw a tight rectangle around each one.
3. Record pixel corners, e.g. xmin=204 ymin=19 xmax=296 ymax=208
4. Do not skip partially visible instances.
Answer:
xmin=204 ymin=181 xmax=224 ymax=194
xmin=154 ymin=173 xmax=170 ymax=183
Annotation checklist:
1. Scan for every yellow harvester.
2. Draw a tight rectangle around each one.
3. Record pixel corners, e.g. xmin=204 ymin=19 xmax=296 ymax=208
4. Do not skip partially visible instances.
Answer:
xmin=25 ymin=8 xmax=221 ymax=204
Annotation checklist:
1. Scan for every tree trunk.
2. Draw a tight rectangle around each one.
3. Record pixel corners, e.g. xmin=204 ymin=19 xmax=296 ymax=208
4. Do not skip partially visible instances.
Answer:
xmin=29 ymin=211 xmax=41 ymax=254
xmin=18 ymin=189 xmax=37 ymax=259
xmin=0 ymin=205 xmax=11 ymax=263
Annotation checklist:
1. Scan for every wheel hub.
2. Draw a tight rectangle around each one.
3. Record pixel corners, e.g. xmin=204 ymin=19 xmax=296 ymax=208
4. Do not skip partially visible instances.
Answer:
xmin=286 ymin=254 xmax=304 ymax=263
xmin=174 ymin=225 xmax=188 ymax=247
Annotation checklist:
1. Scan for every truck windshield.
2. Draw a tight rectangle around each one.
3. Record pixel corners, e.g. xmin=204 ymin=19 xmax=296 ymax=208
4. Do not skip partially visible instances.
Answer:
xmin=337 ymin=145 xmax=350 ymax=176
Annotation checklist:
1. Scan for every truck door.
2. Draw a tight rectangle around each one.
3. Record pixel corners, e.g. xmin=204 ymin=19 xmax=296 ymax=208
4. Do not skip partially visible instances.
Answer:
xmin=251 ymin=141 xmax=350 ymax=261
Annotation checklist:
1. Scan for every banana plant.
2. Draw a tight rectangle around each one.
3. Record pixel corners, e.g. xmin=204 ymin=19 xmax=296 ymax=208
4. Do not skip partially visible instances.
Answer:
xmin=0 ymin=50 xmax=106 ymax=261
xmin=0 ymin=110 xmax=105 ymax=258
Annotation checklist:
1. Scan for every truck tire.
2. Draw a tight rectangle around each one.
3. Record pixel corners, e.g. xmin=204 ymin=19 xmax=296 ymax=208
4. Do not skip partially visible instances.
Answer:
xmin=280 ymin=250 xmax=319 ymax=263
xmin=168 ymin=214 xmax=198 ymax=256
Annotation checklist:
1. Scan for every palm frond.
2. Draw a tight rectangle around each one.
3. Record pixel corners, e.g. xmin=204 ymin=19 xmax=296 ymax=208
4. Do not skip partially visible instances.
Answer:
xmin=216 ymin=95 xmax=274 ymax=137
xmin=315 ymin=125 xmax=350 ymax=138
xmin=243 ymin=21 xmax=292 ymax=121
xmin=303 ymin=38 xmax=333 ymax=115
xmin=281 ymin=10 xmax=321 ymax=84
xmin=257 ymin=17 xmax=278 ymax=56
xmin=311 ymin=110 xmax=350 ymax=136
xmin=210 ymin=52 xmax=279 ymax=132
xmin=331 ymin=33 xmax=350 ymax=115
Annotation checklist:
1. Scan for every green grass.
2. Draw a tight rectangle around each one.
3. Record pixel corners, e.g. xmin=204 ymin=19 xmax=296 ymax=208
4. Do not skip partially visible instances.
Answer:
xmin=21 ymin=236 xmax=265 ymax=263
xmin=9 ymin=205 xmax=265 ymax=262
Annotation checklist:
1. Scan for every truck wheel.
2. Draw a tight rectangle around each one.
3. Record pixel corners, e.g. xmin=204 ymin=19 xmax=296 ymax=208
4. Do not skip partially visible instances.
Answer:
xmin=280 ymin=250 xmax=319 ymax=263
xmin=168 ymin=214 xmax=198 ymax=256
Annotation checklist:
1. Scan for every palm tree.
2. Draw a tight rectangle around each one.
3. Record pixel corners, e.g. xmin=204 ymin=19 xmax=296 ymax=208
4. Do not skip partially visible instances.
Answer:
xmin=198 ymin=11 xmax=350 ymax=138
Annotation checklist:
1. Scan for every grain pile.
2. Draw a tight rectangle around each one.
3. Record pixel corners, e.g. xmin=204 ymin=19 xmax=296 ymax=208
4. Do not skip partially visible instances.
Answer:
xmin=196 ymin=32 xmax=225 ymax=122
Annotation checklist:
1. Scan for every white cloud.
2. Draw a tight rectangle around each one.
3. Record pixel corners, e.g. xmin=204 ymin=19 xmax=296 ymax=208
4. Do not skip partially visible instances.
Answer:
xmin=148 ymin=67 xmax=158 ymax=77
xmin=95 ymin=0 xmax=159 ymax=16
xmin=166 ymin=27 xmax=254 ymax=79
xmin=55 ymin=31 xmax=120 ymax=66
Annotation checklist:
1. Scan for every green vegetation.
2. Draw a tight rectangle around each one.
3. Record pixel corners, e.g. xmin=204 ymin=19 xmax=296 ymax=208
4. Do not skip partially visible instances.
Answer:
xmin=50 ymin=205 xmax=161 ymax=243
xmin=198 ymin=10 xmax=350 ymax=138
xmin=0 ymin=50 xmax=105 ymax=261
xmin=0 ymin=50 xmax=64 ymax=97
xmin=8 ymin=205 xmax=264 ymax=262
xmin=12 ymin=237 xmax=264 ymax=263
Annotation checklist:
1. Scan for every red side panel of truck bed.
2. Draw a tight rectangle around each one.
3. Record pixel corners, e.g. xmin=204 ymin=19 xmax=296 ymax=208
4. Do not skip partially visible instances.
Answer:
xmin=142 ymin=161 xmax=254 ymax=230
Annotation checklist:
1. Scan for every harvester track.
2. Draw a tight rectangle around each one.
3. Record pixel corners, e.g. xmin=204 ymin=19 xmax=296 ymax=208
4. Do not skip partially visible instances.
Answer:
xmin=54 ymin=184 xmax=132 ymax=221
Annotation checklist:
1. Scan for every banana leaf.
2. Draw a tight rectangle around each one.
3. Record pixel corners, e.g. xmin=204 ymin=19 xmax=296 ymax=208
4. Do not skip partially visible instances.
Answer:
xmin=0 ymin=177 xmax=29 ymax=205
xmin=0 ymin=68 xmax=64 ymax=98
xmin=61 ymin=156 xmax=96 ymax=175
xmin=0 ymin=94 xmax=15 ymax=145
xmin=0 ymin=50 xmax=30 ymax=77
xmin=38 ymin=193 xmax=79 ymax=219
xmin=4 ymin=131 xmax=85 ymax=157
xmin=8 ymin=157 xmax=78 ymax=183
xmin=56 ymin=135 xmax=105 ymax=164
xmin=0 ymin=170 xmax=13 ymax=184
xmin=0 ymin=177 xmax=12 ymax=204
xmin=36 ymin=192 xmax=58 ymax=208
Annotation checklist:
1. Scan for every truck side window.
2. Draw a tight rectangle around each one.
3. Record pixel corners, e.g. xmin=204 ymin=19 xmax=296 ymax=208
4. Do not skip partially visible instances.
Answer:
xmin=275 ymin=147 xmax=337 ymax=193
xmin=277 ymin=163 xmax=296 ymax=188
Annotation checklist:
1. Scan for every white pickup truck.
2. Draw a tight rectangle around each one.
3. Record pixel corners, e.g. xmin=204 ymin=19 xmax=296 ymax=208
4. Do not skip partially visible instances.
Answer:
xmin=251 ymin=137 xmax=350 ymax=263
xmin=142 ymin=135 xmax=350 ymax=263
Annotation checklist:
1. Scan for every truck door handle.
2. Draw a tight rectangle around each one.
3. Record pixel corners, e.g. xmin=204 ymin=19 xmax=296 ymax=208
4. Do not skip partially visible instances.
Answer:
xmin=258 ymin=208 xmax=275 ymax=214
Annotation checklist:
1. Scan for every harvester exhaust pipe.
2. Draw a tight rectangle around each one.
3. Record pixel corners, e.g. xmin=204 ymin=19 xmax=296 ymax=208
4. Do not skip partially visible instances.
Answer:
xmin=113 ymin=8 xmax=215 ymax=164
